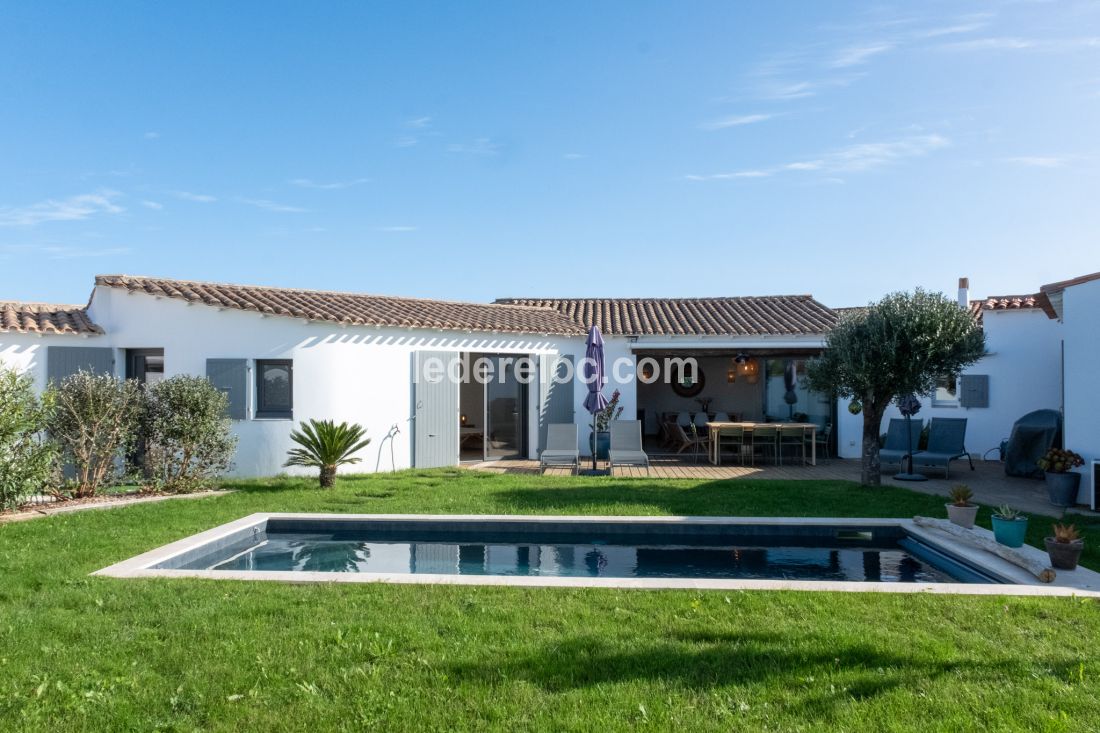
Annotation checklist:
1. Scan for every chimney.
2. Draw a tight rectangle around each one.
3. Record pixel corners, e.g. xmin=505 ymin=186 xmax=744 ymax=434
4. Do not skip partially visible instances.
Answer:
xmin=957 ymin=277 xmax=970 ymax=309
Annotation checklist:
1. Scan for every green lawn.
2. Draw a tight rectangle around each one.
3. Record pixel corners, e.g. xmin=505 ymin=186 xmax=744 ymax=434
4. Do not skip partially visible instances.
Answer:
xmin=1 ymin=470 xmax=1097 ymax=732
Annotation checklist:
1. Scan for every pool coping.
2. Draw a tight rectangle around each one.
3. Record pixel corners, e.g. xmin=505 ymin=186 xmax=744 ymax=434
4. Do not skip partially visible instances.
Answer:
xmin=92 ymin=513 xmax=1100 ymax=597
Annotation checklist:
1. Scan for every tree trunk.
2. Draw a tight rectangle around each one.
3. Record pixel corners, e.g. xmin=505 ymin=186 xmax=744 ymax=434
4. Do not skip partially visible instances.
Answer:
xmin=861 ymin=404 xmax=886 ymax=487
xmin=319 ymin=465 xmax=337 ymax=489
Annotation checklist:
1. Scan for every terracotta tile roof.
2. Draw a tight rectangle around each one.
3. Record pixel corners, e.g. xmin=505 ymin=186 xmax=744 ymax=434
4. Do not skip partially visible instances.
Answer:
xmin=976 ymin=294 xmax=1047 ymax=312
xmin=492 ymin=296 xmax=837 ymax=336
xmin=95 ymin=275 xmax=585 ymax=335
xmin=0 ymin=302 xmax=103 ymax=335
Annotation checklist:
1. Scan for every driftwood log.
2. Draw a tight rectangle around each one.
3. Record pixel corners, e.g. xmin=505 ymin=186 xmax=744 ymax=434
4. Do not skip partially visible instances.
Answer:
xmin=913 ymin=516 xmax=1056 ymax=583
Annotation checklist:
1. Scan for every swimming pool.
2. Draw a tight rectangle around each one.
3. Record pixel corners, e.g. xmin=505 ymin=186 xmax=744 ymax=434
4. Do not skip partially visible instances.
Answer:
xmin=97 ymin=513 xmax=1016 ymax=588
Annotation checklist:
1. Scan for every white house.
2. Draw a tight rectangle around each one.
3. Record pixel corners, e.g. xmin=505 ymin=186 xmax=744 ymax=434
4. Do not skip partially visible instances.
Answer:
xmin=835 ymin=278 xmax=1064 ymax=466
xmin=1039 ymin=271 xmax=1100 ymax=509
xmin=0 ymin=275 xmax=837 ymax=477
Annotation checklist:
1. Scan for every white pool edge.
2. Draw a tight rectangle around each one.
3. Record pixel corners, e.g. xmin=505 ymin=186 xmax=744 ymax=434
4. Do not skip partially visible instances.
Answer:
xmin=92 ymin=513 xmax=1100 ymax=598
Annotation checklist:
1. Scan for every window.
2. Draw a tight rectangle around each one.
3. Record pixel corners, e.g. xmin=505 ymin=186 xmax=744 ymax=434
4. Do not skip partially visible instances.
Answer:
xmin=256 ymin=359 xmax=293 ymax=418
xmin=933 ymin=374 xmax=958 ymax=407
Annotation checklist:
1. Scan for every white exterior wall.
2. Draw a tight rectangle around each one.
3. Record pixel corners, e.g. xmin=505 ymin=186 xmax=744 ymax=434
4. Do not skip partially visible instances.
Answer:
xmin=84 ymin=286 xmax=588 ymax=477
xmin=0 ymin=332 xmax=110 ymax=389
xmin=1060 ymin=279 xmax=1100 ymax=507
xmin=836 ymin=308 xmax=1063 ymax=462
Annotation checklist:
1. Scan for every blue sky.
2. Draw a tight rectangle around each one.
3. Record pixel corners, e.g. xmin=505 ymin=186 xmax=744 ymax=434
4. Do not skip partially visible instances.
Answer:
xmin=1 ymin=1 xmax=1098 ymax=308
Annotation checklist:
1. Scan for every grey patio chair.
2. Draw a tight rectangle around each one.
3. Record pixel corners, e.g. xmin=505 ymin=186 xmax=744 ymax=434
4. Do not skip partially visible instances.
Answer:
xmin=912 ymin=418 xmax=974 ymax=478
xmin=712 ymin=411 xmax=730 ymax=423
xmin=693 ymin=412 xmax=709 ymax=429
xmin=879 ymin=418 xmax=923 ymax=468
xmin=676 ymin=411 xmax=692 ymax=427
xmin=539 ymin=423 xmax=579 ymax=475
xmin=779 ymin=425 xmax=808 ymax=466
xmin=715 ymin=425 xmax=744 ymax=465
xmin=609 ymin=420 xmax=650 ymax=476
xmin=750 ymin=424 xmax=778 ymax=466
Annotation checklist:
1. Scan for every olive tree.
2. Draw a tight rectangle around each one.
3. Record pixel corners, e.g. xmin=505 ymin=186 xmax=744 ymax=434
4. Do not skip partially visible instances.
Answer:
xmin=805 ymin=289 xmax=986 ymax=487
xmin=48 ymin=371 xmax=142 ymax=497
xmin=0 ymin=367 xmax=57 ymax=510
xmin=142 ymin=375 xmax=237 ymax=493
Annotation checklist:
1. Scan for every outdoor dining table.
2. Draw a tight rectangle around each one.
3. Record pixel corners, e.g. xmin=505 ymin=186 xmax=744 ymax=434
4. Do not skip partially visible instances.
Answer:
xmin=705 ymin=421 xmax=818 ymax=466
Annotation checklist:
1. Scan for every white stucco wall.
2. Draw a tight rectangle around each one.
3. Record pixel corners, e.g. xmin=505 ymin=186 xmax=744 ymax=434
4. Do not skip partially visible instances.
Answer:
xmin=836 ymin=308 xmax=1063 ymax=463
xmin=1060 ymin=279 xmax=1100 ymax=507
xmin=0 ymin=331 xmax=110 ymax=389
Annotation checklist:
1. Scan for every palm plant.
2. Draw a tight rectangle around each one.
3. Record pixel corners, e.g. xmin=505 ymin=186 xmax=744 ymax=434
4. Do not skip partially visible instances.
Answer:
xmin=284 ymin=419 xmax=371 ymax=488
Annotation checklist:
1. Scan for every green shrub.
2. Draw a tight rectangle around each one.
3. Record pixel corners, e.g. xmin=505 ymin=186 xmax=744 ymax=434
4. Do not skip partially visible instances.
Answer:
xmin=48 ymin=371 xmax=142 ymax=498
xmin=0 ymin=367 xmax=58 ymax=510
xmin=142 ymin=375 xmax=237 ymax=493
xmin=285 ymin=419 xmax=371 ymax=488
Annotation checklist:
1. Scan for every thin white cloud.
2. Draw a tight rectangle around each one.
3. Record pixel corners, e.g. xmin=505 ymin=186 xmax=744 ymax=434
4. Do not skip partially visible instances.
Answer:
xmin=140 ymin=200 xmax=164 ymax=210
xmin=1003 ymin=156 xmax=1068 ymax=168
xmin=377 ymin=225 xmax=417 ymax=232
xmin=699 ymin=113 xmax=774 ymax=131
xmin=394 ymin=136 xmax=419 ymax=148
xmin=239 ymin=198 xmax=310 ymax=213
xmin=913 ymin=22 xmax=989 ymax=39
xmin=0 ymin=190 xmax=124 ymax=227
xmin=686 ymin=134 xmax=949 ymax=181
xmin=830 ymin=43 xmax=893 ymax=68
xmin=288 ymin=177 xmax=370 ymax=190
xmin=447 ymin=138 xmax=501 ymax=156
xmin=171 ymin=190 xmax=217 ymax=203
xmin=563 ymin=152 xmax=585 ymax=160
xmin=144 ymin=131 xmax=160 ymax=139
xmin=406 ymin=116 xmax=432 ymax=128
xmin=940 ymin=36 xmax=1036 ymax=51
xmin=685 ymin=170 xmax=771 ymax=181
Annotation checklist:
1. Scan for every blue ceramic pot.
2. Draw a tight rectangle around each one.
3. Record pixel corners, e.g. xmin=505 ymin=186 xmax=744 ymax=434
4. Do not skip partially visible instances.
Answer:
xmin=589 ymin=430 xmax=610 ymax=460
xmin=991 ymin=515 xmax=1028 ymax=548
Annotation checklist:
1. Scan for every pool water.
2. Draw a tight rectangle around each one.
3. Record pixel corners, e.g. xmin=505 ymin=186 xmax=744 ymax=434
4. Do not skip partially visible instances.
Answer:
xmin=176 ymin=527 xmax=980 ymax=583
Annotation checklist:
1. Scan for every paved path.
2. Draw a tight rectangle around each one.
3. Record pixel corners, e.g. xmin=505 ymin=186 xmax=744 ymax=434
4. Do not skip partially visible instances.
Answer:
xmin=469 ymin=457 xmax=1097 ymax=520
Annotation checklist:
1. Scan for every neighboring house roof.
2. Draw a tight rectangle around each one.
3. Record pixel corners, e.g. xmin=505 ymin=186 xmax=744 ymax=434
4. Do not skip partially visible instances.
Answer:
xmin=1040 ymin=271 xmax=1100 ymax=294
xmin=1038 ymin=271 xmax=1100 ymax=320
xmin=492 ymin=296 xmax=837 ymax=336
xmin=94 ymin=275 xmax=585 ymax=335
xmin=0 ymin=301 xmax=103 ymax=335
xmin=833 ymin=295 xmax=1050 ymax=327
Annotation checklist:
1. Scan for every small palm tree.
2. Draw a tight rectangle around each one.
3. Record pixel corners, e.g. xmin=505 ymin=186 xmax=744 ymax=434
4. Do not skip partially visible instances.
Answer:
xmin=284 ymin=419 xmax=371 ymax=488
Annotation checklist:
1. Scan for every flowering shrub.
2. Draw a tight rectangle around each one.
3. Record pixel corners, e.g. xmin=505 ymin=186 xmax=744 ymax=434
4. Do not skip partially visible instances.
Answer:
xmin=595 ymin=390 xmax=625 ymax=431
xmin=1037 ymin=448 xmax=1084 ymax=474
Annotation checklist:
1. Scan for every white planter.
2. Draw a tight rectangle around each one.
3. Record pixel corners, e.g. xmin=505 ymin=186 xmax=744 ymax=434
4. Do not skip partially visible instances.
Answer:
xmin=946 ymin=503 xmax=978 ymax=529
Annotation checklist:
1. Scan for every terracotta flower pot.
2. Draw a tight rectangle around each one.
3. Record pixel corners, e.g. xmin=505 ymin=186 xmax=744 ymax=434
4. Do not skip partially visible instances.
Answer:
xmin=1045 ymin=538 xmax=1084 ymax=570
xmin=946 ymin=503 xmax=978 ymax=529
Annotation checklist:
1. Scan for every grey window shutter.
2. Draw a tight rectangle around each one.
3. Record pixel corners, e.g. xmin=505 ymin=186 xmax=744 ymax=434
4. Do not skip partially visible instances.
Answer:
xmin=959 ymin=374 xmax=989 ymax=408
xmin=46 ymin=346 xmax=115 ymax=384
xmin=412 ymin=351 xmax=460 ymax=469
xmin=206 ymin=359 xmax=248 ymax=419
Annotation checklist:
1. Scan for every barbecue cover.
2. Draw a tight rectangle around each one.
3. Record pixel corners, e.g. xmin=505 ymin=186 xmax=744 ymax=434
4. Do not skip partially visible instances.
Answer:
xmin=1004 ymin=409 xmax=1062 ymax=478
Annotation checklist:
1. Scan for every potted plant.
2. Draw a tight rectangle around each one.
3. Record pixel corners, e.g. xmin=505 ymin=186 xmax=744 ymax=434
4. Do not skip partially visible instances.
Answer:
xmin=589 ymin=390 xmax=624 ymax=460
xmin=1037 ymin=448 xmax=1085 ymax=507
xmin=991 ymin=504 xmax=1029 ymax=548
xmin=945 ymin=484 xmax=978 ymax=529
xmin=1045 ymin=523 xmax=1085 ymax=570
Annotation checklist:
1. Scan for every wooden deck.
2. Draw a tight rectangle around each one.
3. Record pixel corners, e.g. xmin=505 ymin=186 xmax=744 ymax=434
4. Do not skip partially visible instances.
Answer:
xmin=467 ymin=456 xmax=1098 ymax=519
